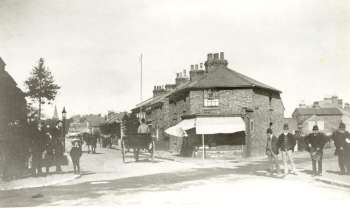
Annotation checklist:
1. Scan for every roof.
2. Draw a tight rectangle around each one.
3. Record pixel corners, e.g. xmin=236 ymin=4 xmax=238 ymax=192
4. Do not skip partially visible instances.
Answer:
xmin=293 ymin=107 xmax=343 ymax=116
xmin=187 ymin=67 xmax=280 ymax=92
xmin=134 ymin=66 xmax=281 ymax=110
xmin=106 ymin=112 xmax=126 ymax=123
xmin=283 ymin=117 xmax=298 ymax=130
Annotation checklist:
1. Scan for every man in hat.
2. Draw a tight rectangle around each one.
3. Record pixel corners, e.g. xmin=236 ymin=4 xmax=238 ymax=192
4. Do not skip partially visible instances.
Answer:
xmin=277 ymin=124 xmax=297 ymax=175
xmin=332 ymin=122 xmax=350 ymax=175
xmin=266 ymin=128 xmax=280 ymax=174
xmin=304 ymin=125 xmax=328 ymax=176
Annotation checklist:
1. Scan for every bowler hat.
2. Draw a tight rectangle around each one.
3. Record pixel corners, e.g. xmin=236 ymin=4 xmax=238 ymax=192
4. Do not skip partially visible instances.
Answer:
xmin=339 ymin=122 xmax=346 ymax=130
xmin=283 ymin=124 xmax=289 ymax=130
xmin=266 ymin=128 xmax=273 ymax=134
xmin=312 ymin=125 xmax=319 ymax=131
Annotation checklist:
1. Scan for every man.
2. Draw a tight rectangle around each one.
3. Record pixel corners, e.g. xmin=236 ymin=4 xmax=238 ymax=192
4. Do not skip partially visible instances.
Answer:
xmin=137 ymin=118 xmax=150 ymax=134
xmin=31 ymin=123 xmax=46 ymax=177
xmin=277 ymin=124 xmax=297 ymax=175
xmin=134 ymin=118 xmax=150 ymax=161
xmin=332 ymin=122 xmax=350 ymax=175
xmin=304 ymin=125 xmax=327 ymax=176
xmin=51 ymin=121 xmax=64 ymax=172
xmin=266 ymin=128 xmax=280 ymax=174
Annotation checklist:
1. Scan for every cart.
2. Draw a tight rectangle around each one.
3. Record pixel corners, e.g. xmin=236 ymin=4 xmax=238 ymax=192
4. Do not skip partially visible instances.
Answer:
xmin=121 ymin=134 xmax=155 ymax=163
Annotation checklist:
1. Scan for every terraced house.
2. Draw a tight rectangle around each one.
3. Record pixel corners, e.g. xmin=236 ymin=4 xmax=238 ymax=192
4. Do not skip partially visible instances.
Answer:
xmin=132 ymin=52 xmax=284 ymax=157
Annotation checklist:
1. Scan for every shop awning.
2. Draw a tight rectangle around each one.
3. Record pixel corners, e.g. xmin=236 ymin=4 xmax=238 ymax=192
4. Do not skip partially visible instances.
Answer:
xmin=165 ymin=119 xmax=195 ymax=137
xmin=165 ymin=116 xmax=245 ymax=137
xmin=195 ymin=117 xmax=245 ymax=135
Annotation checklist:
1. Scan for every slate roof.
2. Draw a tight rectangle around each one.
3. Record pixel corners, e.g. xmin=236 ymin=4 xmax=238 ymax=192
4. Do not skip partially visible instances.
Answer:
xmin=134 ymin=66 xmax=281 ymax=109
xmin=187 ymin=67 xmax=280 ymax=92
xmin=293 ymin=107 xmax=343 ymax=116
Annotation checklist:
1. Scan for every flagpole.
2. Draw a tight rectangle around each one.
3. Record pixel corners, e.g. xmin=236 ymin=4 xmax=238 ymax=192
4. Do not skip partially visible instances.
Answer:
xmin=139 ymin=53 xmax=143 ymax=120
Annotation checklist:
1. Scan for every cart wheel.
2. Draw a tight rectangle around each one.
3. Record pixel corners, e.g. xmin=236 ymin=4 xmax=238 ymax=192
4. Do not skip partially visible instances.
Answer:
xmin=121 ymin=139 xmax=126 ymax=163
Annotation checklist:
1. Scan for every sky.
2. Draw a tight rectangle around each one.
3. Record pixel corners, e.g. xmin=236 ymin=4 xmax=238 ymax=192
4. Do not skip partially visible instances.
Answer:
xmin=0 ymin=0 xmax=349 ymax=118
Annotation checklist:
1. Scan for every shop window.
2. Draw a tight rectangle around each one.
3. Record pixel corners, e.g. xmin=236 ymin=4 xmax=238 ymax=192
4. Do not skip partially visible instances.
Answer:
xmin=204 ymin=89 xmax=219 ymax=107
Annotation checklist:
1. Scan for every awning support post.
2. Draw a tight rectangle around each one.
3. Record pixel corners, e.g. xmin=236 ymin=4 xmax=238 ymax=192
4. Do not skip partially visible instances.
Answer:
xmin=202 ymin=134 xmax=205 ymax=160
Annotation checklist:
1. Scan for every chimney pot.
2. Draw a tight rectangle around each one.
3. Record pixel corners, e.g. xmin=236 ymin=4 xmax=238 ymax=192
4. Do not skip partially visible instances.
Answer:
xmin=214 ymin=53 xmax=219 ymax=60
xmin=220 ymin=52 xmax=224 ymax=60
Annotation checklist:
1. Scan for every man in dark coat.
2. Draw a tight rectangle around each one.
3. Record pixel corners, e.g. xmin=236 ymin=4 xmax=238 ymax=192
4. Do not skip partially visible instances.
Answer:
xmin=277 ymin=124 xmax=297 ymax=175
xmin=332 ymin=122 xmax=350 ymax=175
xmin=266 ymin=128 xmax=280 ymax=174
xmin=51 ymin=121 xmax=64 ymax=172
xmin=31 ymin=123 xmax=46 ymax=177
xmin=304 ymin=125 xmax=328 ymax=176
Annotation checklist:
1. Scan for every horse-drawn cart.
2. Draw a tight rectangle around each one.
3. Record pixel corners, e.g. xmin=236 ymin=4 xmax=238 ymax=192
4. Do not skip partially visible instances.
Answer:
xmin=121 ymin=134 xmax=155 ymax=163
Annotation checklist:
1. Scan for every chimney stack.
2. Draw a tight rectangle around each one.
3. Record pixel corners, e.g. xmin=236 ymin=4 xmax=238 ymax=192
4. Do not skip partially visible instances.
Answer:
xmin=204 ymin=52 xmax=228 ymax=73
xmin=190 ymin=65 xmax=194 ymax=70
xmin=220 ymin=52 xmax=224 ymax=60
xmin=213 ymin=53 xmax=219 ymax=60
xmin=190 ymin=63 xmax=205 ymax=82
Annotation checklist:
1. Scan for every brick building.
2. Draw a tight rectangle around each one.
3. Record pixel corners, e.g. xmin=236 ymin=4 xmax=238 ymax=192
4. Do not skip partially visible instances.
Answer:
xmin=132 ymin=52 xmax=284 ymax=157
xmin=292 ymin=107 xmax=350 ymax=135
xmin=0 ymin=57 xmax=27 ymax=135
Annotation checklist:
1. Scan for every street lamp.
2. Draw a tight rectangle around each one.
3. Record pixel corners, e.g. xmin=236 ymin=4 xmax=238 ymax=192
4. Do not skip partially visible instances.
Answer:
xmin=62 ymin=107 xmax=67 ymax=151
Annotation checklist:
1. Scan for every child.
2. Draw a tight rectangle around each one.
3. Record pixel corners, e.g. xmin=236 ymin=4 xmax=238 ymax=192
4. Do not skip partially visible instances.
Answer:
xmin=70 ymin=139 xmax=82 ymax=174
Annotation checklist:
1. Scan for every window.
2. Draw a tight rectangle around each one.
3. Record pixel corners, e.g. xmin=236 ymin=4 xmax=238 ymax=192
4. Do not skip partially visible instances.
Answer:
xmin=204 ymin=89 xmax=219 ymax=107
xmin=250 ymin=120 xmax=254 ymax=132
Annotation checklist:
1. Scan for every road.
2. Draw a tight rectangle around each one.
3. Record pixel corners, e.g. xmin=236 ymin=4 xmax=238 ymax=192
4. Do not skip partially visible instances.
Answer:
xmin=1 ymin=145 xmax=349 ymax=207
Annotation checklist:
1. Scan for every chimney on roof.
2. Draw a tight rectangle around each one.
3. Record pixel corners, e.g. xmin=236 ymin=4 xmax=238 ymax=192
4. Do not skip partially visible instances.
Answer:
xmin=190 ymin=63 xmax=205 ymax=82
xmin=153 ymin=85 xmax=168 ymax=97
xmin=190 ymin=65 xmax=194 ymax=70
xmin=312 ymin=101 xmax=320 ymax=108
xmin=204 ymin=51 xmax=228 ymax=73
xmin=344 ymin=103 xmax=350 ymax=111
xmin=175 ymin=70 xmax=189 ymax=86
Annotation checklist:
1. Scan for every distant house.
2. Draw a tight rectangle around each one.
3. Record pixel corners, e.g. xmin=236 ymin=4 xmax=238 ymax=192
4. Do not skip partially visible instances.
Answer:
xmin=132 ymin=52 xmax=284 ymax=157
xmin=292 ymin=107 xmax=350 ymax=135
xmin=283 ymin=118 xmax=298 ymax=133
xmin=0 ymin=57 xmax=27 ymax=136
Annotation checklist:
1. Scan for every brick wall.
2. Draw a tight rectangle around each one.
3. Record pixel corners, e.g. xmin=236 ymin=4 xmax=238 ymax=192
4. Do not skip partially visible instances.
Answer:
xmin=248 ymin=90 xmax=284 ymax=156
xmin=146 ymin=88 xmax=284 ymax=157
xmin=189 ymin=89 xmax=254 ymax=115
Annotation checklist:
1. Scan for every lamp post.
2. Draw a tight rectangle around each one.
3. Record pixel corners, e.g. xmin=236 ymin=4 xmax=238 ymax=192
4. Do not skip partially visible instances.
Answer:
xmin=62 ymin=107 xmax=67 ymax=151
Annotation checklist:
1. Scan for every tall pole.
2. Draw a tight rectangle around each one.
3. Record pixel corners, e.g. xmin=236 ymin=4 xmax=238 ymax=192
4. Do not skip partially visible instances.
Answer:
xmin=139 ymin=53 xmax=143 ymax=120
xmin=140 ymin=53 xmax=143 ymax=103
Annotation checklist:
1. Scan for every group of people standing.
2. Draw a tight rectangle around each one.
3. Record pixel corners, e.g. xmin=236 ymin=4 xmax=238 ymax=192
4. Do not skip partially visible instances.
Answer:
xmin=266 ymin=122 xmax=350 ymax=176
xmin=30 ymin=121 xmax=65 ymax=177
xmin=0 ymin=119 xmax=66 ymax=180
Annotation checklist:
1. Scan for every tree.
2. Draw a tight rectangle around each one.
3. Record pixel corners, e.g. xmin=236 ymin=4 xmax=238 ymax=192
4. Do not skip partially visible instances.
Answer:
xmin=24 ymin=58 xmax=60 ymax=124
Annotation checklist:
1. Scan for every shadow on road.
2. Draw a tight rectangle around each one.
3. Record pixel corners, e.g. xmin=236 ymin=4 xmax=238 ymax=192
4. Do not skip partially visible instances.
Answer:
xmin=0 ymin=167 xmax=235 ymax=207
